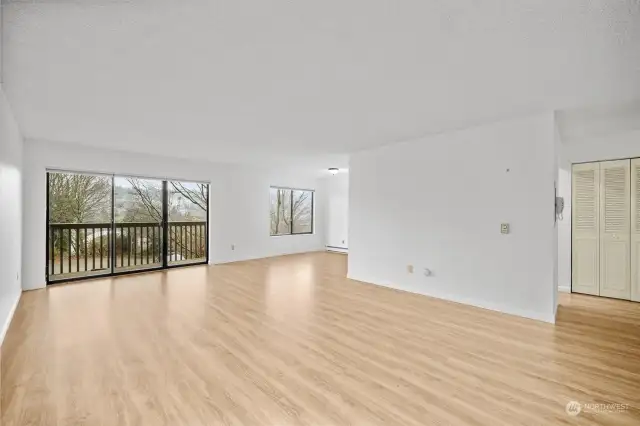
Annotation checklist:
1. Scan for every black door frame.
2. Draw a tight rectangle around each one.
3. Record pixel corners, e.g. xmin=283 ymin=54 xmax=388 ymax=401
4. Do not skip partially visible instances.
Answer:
xmin=46 ymin=171 xmax=210 ymax=285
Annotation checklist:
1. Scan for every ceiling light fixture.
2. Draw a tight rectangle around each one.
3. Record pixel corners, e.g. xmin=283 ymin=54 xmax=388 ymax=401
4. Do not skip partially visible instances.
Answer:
xmin=329 ymin=168 xmax=339 ymax=175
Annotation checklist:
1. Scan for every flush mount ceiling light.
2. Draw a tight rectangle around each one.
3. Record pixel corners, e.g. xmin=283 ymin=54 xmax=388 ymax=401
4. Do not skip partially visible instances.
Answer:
xmin=328 ymin=168 xmax=339 ymax=175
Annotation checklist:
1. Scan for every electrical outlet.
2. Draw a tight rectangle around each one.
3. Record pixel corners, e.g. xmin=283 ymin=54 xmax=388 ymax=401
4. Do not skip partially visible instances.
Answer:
xmin=407 ymin=265 xmax=414 ymax=274
xmin=342 ymin=240 xmax=345 ymax=245
xmin=501 ymin=223 xmax=510 ymax=234
xmin=231 ymin=244 xmax=235 ymax=250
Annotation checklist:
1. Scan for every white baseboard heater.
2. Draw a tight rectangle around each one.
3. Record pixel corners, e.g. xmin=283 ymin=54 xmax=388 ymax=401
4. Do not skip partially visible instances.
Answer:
xmin=326 ymin=245 xmax=348 ymax=254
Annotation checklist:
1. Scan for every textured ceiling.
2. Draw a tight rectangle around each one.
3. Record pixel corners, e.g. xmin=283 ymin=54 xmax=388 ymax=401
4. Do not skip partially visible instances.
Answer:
xmin=2 ymin=0 xmax=640 ymax=164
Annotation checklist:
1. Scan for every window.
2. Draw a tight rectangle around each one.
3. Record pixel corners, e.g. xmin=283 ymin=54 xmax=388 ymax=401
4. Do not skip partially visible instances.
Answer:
xmin=47 ymin=170 xmax=209 ymax=283
xmin=270 ymin=187 xmax=314 ymax=235
xmin=167 ymin=180 xmax=209 ymax=265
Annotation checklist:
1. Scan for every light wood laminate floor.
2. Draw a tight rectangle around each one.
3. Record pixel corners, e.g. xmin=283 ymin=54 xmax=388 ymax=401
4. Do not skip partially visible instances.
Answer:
xmin=2 ymin=252 xmax=640 ymax=425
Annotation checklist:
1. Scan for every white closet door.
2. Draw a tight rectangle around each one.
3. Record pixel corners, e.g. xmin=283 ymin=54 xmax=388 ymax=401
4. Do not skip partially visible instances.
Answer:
xmin=599 ymin=160 xmax=631 ymax=300
xmin=631 ymin=159 xmax=640 ymax=302
xmin=572 ymin=163 xmax=600 ymax=295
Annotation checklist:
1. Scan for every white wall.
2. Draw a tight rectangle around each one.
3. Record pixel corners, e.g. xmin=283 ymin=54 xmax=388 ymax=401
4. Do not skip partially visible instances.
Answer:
xmin=557 ymin=129 xmax=640 ymax=294
xmin=0 ymin=0 xmax=3 ymax=84
xmin=323 ymin=172 xmax=349 ymax=252
xmin=348 ymin=113 xmax=558 ymax=323
xmin=560 ymin=129 xmax=640 ymax=165
xmin=552 ymin=123 xmax=560 ymax=312
xmin=557 ymin=166 xmax=571 ymax=293
xmin=22 ymin=139 xmax=325 ymax=290
xmin=0 ymin=85 xmax=23 ymax=343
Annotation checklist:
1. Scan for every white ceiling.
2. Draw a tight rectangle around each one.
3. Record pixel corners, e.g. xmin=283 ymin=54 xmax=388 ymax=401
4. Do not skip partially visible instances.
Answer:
xmin=2 ymin=0 xmax=639 ymax=165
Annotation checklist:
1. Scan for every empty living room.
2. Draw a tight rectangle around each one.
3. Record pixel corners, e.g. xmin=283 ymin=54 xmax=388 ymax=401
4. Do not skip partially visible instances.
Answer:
xmin=1 ymin=1 xmax=640 ymax=425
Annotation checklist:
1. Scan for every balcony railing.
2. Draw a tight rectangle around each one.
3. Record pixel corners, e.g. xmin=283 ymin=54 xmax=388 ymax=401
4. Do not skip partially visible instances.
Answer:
xmin=48 ymin=221 xmax=207 ymax=281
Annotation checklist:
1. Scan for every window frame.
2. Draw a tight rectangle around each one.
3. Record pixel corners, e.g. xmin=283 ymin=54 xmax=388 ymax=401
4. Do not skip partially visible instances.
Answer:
xmin=46 ymin=169 xmax=210 ymax=285
xmin=269 ymin=186 xmax=315 ymax=236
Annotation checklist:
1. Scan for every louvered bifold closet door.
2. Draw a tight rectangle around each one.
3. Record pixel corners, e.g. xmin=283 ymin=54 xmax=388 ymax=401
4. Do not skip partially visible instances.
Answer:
xmin=599 ymin=160 xmax=631 ymax=300
xmin=632 ymin=159 xmax=640 ymax=302
xmin=572 ymin=163 xmax=600 ymax=295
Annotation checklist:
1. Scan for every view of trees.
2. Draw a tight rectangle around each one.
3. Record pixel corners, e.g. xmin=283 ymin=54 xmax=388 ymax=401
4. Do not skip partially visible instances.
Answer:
xmin=117 ymin=178 xmax=163 ymax=223
xmin=116 ymin=178 xmax=208 ymax=223
xmin=48 ymin=174 xmax=314 ymax=279
xmin=123 ymin=178 xmax=208 ymax=263
xmin=270 ymin=188 xmax=313 ymax=235
xmin=48 ymin=173 xmax=111 ymax=223
xmin=48 ymin=172 xmax=209 ymax=277
xmin=49 ymin=174 xmax=208 ymax=225
xmin=48 ymin=174 xmax=112 ymax=272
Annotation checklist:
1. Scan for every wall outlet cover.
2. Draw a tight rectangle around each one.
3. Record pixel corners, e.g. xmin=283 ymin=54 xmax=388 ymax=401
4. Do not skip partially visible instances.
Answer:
xmin=407 ymin=265 xmax=414 ymax=273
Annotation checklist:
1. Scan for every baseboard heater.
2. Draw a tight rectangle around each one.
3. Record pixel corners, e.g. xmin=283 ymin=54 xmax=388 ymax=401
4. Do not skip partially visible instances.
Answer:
xmin=326 ymin=246 xmax=348 ymax=253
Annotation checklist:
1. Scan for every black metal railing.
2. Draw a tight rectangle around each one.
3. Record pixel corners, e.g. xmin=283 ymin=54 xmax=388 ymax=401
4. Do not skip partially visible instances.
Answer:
xmin=168 ymin=221 xmax=207 ymax=263
xmin=114 ymin=222 xmax=163 ymax=269
xmin=49 ymin=223 xmax=112 ymax=278
xmin=48 ymin=221 xmax=206 ymax=280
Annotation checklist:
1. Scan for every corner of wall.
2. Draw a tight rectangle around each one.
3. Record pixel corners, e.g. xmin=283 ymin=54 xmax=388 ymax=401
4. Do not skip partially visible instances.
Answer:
xmin=0 ymin=292 xmax=21 ymax=347
xmin=0 ymin=84 xmax=25 ymax=345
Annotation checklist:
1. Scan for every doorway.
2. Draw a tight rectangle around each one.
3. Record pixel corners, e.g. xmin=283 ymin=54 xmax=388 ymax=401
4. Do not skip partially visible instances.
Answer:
xmin=46 ymin=171 xmax=209 ymax=283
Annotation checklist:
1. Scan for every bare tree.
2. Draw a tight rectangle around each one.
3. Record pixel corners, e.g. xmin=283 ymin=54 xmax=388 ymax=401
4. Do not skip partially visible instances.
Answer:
xmin=270 ymin=189 xmax=312 ymax=234
xmin=48 ymin=174 xmax=209 ymax=270
xmin=270 ymin=189 xmax=290 ymax=234
xmin=49 ymin=173 xmax=111 ymax=223
xmin=49 ymin=173 xmax=111 ymax=259
xmin=170 ymin=182 xmax=207 ymax=212
xmin=292 ymin=191 xmax=311 ymax=224
xmin=124 ymin=179 xmax=208 ymax=260
xmin=126 ymin=178 xmax=162 ymax=222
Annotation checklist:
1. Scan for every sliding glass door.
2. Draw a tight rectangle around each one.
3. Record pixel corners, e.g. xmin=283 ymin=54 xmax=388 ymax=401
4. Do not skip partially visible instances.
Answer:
xmin=46 ymin=171 xmax=209 ymax=283
xmin=114 ymin=176 xmax=164 ymax=273
xmin=168 ymin=180 xmax=208 ymax=266
xmin=47 ymin=171 xmax=113 ymax=281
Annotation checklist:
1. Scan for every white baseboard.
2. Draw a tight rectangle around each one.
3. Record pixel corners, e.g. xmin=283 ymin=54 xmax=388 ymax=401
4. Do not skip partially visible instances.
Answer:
xmin=558 ymin=285 xmax=571 ymax=293
xmin=213 ymin=250 xmax=326 ymax=265
xmin=347 ymin=274 xmax=556 ymax=324
xmin=0 ymin=291 xmax=22 ymax=347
